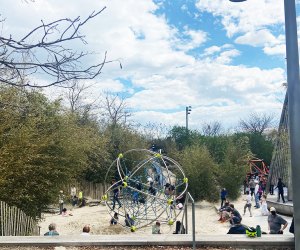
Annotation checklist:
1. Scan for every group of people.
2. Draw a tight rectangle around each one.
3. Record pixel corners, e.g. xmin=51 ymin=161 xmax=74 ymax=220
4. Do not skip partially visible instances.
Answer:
xmin=58 ymin=187 xmax=84 ymax=215
xmin=44 ymin=223 xmax=91 ymax=236
xmin=220 ymin=182 xmax=293 ymax=235
xmin=218 ymin=200 xmax=242 ymax=224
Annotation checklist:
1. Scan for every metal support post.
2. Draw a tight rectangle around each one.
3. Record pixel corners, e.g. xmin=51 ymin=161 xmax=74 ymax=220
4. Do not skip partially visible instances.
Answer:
xmin=187 ymin=192 xmax=196 ymax=250
xmin=284 ymin=0 xmax=300 ymax=248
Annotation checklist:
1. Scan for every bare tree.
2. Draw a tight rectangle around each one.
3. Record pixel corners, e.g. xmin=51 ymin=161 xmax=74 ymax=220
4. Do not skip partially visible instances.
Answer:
xmin=100 ymin=93 xmax=131 ymax=126
xmin=239 ymin=112 xmax=274 ymax=134
xmin=139 ymin=122 xmax=170 ymax=141
xmin=66 ymin=80 xmax=93 ymax=113
xmin=201 ymin=121 xmax=222 ymax=136
xmin=0 ymin=7 xmax=121 ymax=87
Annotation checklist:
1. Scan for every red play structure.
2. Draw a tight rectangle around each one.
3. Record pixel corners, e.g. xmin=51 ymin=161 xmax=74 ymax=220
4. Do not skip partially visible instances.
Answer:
xmin=246 ymin=157 xmax=269 ymax=181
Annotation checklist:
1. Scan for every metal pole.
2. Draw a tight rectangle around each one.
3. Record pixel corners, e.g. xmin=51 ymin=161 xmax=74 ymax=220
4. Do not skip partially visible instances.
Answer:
xmin=185 ymin=201 xmax=188 ymax=234
xmin=188 ymin=192 xmax=196 ymax=250
xmin=284 ymin=0 xmax=300 ymax=248
xmin=185 ymin=107 xmax=188 ymax=131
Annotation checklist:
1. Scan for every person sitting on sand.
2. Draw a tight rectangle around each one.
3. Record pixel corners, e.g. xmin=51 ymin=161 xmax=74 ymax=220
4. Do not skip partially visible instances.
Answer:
xmin=152 ymin=221 xmax=161 ymax=234
xmin=44 ymin=223 xmax=59 ymax=236
xmin=81 ymin=225 xmax=90 ymax=235
xmin=61 ymin=208 xmax=73 ymax=217
xmin=125 ymin=213 xmax=134 ymax=227
xmin=227 ymin=217 xmax=246 ymax=234
xmin=218 ymin=201 xmax=231 ymax=222
xmin=229 ymin=204 xmax=242 ymax=224
xmin=110 ymin=212 xmax=119 ymax=225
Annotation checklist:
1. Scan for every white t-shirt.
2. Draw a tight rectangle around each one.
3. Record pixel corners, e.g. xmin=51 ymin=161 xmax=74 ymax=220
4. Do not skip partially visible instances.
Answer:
xmin=246 ymin=194 xmax=251 ymax=204
xmin=254 ymin=184 xmax=259 ymax=194
xmin=71 ymin=187 xmax=76 ymax=197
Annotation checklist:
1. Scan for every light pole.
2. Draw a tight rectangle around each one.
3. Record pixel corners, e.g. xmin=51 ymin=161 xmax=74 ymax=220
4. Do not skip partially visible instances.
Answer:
xmin=186 ymin=106 xmax=192 ymax=132
xmin=230 ymin=0 xmax=300 ymax=247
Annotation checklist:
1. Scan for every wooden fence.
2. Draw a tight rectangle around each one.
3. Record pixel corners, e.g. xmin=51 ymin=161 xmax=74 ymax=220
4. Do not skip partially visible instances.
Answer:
xmin=0 ymin=201 xmax=39 ymax=236
xmin=65 ymin=181 xmax=109 ymax=200
xmin=80 ymin=181 xmax=108 ymax=200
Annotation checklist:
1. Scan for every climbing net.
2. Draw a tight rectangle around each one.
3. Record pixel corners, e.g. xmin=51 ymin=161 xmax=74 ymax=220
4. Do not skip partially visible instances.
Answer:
xmin=103 ymin=149 xmax=188 ymax=232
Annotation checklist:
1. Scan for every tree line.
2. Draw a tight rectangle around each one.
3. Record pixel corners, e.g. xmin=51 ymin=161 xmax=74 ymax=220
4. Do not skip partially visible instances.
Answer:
xmin=0 ymin=85 xmax=276 ymax=218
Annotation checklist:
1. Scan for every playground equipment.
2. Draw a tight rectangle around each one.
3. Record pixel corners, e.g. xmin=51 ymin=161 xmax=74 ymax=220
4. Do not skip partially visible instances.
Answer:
xmin=246 ymin=158 xmax=269 ymax=181
xmin=103 ymin=149 xmax=188 ymax=231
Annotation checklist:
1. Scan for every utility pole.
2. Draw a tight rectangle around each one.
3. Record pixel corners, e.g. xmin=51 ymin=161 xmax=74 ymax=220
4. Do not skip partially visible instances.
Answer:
xmin=186 ymin=106 xmax=192 ymax=132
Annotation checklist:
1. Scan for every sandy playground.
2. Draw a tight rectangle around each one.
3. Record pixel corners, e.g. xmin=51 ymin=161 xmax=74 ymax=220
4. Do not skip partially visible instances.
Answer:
xmin=38 ymin=193 xmax=294 ymax=236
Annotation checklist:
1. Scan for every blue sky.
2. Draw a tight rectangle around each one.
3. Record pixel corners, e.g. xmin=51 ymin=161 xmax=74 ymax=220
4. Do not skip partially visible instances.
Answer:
xmin=1 ymin=0 xmax=296 ymax=131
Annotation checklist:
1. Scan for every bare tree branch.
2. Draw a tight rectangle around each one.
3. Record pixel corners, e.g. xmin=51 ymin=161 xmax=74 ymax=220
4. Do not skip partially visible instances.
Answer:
xmin=239 ymin=112 xmax=274 ymax=134
xmin=202 ymin=121 xmax=222 ymax=136
xmin=0 ymin=7 xmax=121 ymax=87
xmin=100 ymin=93 xmax=131 ymax=126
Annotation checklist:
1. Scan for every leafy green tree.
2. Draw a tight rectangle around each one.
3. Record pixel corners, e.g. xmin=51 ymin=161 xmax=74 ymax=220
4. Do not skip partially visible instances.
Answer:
xmin=200 ymin=135 xmax=230 ymax=164
xmin=168 ymin=126 xmax=200 ymax=151
xmin=217 ymin=136 xmax=251 ymax=199
xmin=0 ymin=87 xmax=107 ymax=217
xmin=248 ymin=133 xmax=273 ymax=166
xmin=179 ymin=145 xmax=219 ymax=201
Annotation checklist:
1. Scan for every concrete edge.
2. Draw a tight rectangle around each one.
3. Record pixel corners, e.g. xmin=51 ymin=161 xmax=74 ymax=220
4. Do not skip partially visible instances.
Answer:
xmin=0 ymin=235 xmax=295 ymax=248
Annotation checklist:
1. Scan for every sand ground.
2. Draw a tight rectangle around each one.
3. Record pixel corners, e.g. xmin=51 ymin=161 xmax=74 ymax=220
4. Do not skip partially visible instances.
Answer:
xmin=38 ymin=193 xmax=294 ymax=236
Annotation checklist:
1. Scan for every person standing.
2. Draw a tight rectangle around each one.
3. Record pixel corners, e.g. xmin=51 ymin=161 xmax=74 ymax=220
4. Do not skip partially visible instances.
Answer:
xmin=249 ymin=179 xmax=255 ymax=199
xmin=275 ymin=178 xmax=285 ymax=203
xmin=111 ymin=179 xmax=122 ymax=210
xmin=70 ymin=185 xmax=77 ymax=207
xmin=220 ymin=188 xmax=227 ymax=208
xmin=58 ymin=190 xmax=64 ymax=215
xmin=260 ymin=194 xmax=269 ymax=216
xmin=254 ymin=181 xmax=260 ymax=209
xmin=78 ymin=190 xmax=84 ymax=207
xmin=268 ymin=207 xmax=288 ymax=234
xmin=243 ymin=191 xmax=252 ymax=217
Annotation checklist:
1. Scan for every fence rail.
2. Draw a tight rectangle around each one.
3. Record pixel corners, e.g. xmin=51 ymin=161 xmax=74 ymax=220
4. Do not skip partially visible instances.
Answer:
xmin=0 ymin=201 xmax=39 ymax=236
xmin=66 ymin=181 xmax=108 ymax=200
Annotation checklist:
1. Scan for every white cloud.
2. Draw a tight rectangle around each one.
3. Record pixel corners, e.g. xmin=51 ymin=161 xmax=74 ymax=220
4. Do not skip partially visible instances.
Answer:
xmin=0 ymin=0 xmax=287 ymax=129
xmin=178 ymin=29 xmax=208 ymax=51
xmin=235 ymin=29 xmax=278 ymax=47
xmin=215 ymin=49 xmax=240 ymax=64
xmin=195 ymin=0 xmax=284 ymax=37
xmin=234 ymin=29 xmax=286 ymax=56
xmin=195 ymin=0 xmax=287 ymax=58
xmin=263 ymin=44 xmax=286 ymax=56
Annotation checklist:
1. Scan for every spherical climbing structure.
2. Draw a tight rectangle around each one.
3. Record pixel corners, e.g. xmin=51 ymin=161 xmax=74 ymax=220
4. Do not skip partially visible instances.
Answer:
xmin=103 ymin=149 xmax=188 ymax=231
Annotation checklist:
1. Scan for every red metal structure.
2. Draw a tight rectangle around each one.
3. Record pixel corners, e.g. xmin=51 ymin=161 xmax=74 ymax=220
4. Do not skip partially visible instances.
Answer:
xmin=246 ymin=158 xmax=269 ymax=181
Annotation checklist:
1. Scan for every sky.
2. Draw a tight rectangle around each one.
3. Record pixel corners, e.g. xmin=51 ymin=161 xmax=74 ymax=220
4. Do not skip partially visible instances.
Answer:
xmin=1 ymin=0 xmax=297 ymax=131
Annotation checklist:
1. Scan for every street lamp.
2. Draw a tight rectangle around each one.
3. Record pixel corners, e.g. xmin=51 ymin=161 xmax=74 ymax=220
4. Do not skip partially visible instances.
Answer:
xmin=186 ymin=106 xmax=192 ymax=132
xmin=230 ymin=0 xmax=300 ymax=247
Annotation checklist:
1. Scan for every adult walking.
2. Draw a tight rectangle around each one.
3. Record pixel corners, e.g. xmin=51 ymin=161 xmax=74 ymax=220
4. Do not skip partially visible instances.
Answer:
xmin=275 ymin=178 xmax=285 ymax=203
